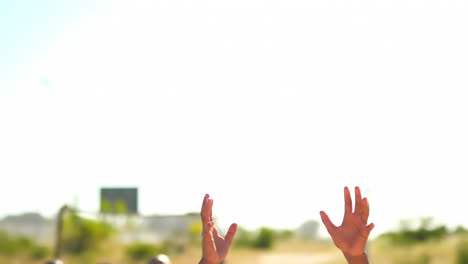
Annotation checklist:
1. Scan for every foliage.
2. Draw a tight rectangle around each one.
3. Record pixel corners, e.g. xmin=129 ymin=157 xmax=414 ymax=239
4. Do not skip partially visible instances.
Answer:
xmin=189 ymin=221 xmax=203 ymax=245
xmin=379 ymin=217 xmax=448 ymax=244
xmin=160 ymin=239 xmax=186 ymax=254
xmin=454 ymin=226 xmax=468 ymax=235
xmin=62 ymin=211 xmax=115 ymax=254
xmin=252 ymin=227 xmax=275 ymax=249
xmin=276 ymin=229 xmax=295 ymax=240
xmin=232 ymin=226 xmax=276 ymax=249
xmin=0 ymin=231 xmax=18 ymax=256
xmin=0 ymin=230 xmax=50 ymax=259
xmin=126 ymin=242 xmax=163 ymax=261
xmin=232 ymin=227 xmax=255 ymax=248
xmin=456 ymin=240 xmax=468 ymax=264
xmin=28 ymin=245 xmax=50 ymax=259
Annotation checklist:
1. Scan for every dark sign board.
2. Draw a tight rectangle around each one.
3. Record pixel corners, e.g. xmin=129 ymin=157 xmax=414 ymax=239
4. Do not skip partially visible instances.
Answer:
xmin=100 ymin=187 xmax=138 ymax=214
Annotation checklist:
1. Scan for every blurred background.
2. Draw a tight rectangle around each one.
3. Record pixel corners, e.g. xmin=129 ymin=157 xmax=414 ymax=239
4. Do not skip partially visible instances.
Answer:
xmin=1 ymin=0 xmax=467 ymax=263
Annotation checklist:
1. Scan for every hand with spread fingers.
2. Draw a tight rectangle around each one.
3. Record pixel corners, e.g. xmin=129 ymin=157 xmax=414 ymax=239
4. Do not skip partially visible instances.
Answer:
xmin=320 ymin=186 xmax=375 ymax=264
xmin=199 ymin=194 xmax=237 ymax=264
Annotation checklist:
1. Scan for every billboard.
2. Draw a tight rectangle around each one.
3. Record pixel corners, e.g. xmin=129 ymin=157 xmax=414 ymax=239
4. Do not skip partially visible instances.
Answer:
xmin=100 ymin=187 xmax=138 ymax=214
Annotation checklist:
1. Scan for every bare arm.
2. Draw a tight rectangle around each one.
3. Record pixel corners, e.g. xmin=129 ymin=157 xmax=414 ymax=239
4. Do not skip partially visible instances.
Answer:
xmin=320 ymin=186 xmax=375 ymax=264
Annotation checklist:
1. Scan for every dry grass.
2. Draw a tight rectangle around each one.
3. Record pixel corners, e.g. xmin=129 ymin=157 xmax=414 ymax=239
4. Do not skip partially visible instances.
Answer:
xmin=2 ymin=235 xmax=467 ymax=264
xmin=369 ymin=234 xmax=468 ymax=264
xmin=170 ymin=239 xmax=341 ymax=264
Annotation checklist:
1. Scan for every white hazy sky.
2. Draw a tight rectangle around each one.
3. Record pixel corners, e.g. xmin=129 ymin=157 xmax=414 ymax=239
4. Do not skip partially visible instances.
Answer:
xmin=1 ymin=0 xmax=468 ymax=238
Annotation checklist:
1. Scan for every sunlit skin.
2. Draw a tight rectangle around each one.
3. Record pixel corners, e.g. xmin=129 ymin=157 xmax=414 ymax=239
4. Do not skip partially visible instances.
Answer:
xmin=199 ymin=194 xmax=237 ymax=264
xmin=199 ymin=188 xmax=372 ymax=264
xmin=320 ymin=186 xmax=375 ymax=264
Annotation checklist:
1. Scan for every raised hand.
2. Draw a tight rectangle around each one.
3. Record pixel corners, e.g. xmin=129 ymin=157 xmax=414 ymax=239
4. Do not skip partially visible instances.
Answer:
xmin=200 ymin=194 xmax=237 ymax=264
xmin=320 ymin=186 xmax=375 ymax=264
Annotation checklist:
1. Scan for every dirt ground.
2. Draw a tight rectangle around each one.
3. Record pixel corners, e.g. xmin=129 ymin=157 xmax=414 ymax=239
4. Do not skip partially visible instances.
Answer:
xmin=257 ymin=252 xmax=342 ymax=264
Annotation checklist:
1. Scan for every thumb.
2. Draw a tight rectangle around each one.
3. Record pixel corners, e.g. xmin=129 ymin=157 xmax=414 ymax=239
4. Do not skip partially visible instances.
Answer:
xmin=225 ymin=223 xmax=238 ymax=246
xmin=360 ymin=223 xmax=375 ymax=240
xmin=320 ymin=211 xmax=337 ymax=235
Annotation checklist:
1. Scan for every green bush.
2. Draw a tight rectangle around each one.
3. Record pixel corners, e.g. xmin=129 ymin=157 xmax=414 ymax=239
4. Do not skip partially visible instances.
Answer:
xmin=232 ymin=227 xmax=255 ymax=248
xmin=276 ymin=229 xmax=295 ymax=240
xmin=0 ymin=230 xmax=50 ymax=259
xmin=160 ymin=239 xmax=186 ymax=254
xmin=252 ymin=227 xmax=275 ymax=249
xmin=232 ymin=226 xmax=275 ymax=249
xmin=456 ymin=240 xmax=468 ymax=264
xmin=62 ymin=211 xmax=115 ymax=254
xmin=380 ymin=218 xmax=448 ymax=244
xmin=126 ymin=243 xmax=163 ymax=261
xmin=0 ymin=231 xmax=19 ymax=255
xmin=454 ymin=226 xmax=468 ymax=235
xmin=189 ymin=221 xmax=203 ymax=245
xmin=28 ymin=245 xmax=50 ymax=259
xmin=381 ymin=227 xmax=448 ymax=244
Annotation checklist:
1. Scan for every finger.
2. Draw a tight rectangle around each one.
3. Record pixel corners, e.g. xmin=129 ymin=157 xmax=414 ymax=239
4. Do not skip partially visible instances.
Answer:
xmin=225 ymin=223 xmax=238 ymax=246
xmin=362 ymin=197 xmax=370 ymax=222
xmin=202 ymin=221 xmax=216 ymax=256
xmin=208 ymin=198 xmax=213 ymax=221
xmin=344 ymin=186 xmax=352 ymax=214
xmin=354 ymin=186 xmax=362 ymax=214
xmin=201 ymin=194 xmax=208 ymax=211
xmin=360 ymin=223 xmax=375 ymax=240
xmin=320 ymin=211 xmax=337 ymax=235
xmin=203 ymin=221 xmax=215 ymax=237
xmin=201 ymin=194 xmax=210 ymax=223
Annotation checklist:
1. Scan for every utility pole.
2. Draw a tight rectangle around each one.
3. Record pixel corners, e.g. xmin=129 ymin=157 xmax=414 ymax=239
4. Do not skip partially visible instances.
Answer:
xmin=54 ymin=205 xmax=68 ymax=260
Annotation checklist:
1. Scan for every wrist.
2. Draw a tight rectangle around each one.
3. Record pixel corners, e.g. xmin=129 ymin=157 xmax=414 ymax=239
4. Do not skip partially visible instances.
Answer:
xmin=343 ymin=252 xmax=369 ymax=264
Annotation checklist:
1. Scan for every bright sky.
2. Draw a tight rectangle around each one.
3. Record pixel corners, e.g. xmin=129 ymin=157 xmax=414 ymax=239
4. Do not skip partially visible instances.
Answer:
xmin=1 ymin=0 xmax=467 ymax=239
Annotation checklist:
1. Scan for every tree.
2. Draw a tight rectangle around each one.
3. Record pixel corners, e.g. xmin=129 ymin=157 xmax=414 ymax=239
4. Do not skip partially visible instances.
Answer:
xmin=253 ymin=227 xmax=275 ymax=249
xmin=62 ymin=211 xmax=115 ymax=254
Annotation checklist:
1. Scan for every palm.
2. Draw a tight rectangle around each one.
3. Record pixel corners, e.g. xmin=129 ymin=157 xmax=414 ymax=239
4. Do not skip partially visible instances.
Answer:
xmin=200 ymin=194 xmax=237 ymax=264
xmin=208 ymin=227 xmax=231 ymax=261
xmin=320 ymin=187 xmax=374 ymax=257
xmin=332 ymin=212 xmax=368 ymax=255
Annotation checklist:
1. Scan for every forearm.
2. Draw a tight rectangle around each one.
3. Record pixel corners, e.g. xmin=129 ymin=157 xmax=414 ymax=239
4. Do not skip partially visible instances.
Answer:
xmin=199 ymin=259 xmax=209 ymax=264
xmin=343 ymin=253 xmax=369 ymax=264
xmin=199 ymin=258 xmax=221 ymax=264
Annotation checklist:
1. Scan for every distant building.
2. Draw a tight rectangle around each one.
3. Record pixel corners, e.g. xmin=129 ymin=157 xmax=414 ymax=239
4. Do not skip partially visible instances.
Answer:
xmin=142 ymin=213 xmax=199 ymax=238
xmin=118 ymin=213 xmax=200 ymax=243
xmin=296 ymin=220 xmax=319 ymax=240
xmin=0 ymin=211 xmax=201 ymax=244
xmin=0 ymin=187 xmax=201 ymax=244
xmin=0 ymin=212 xmax=55 ymax=243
